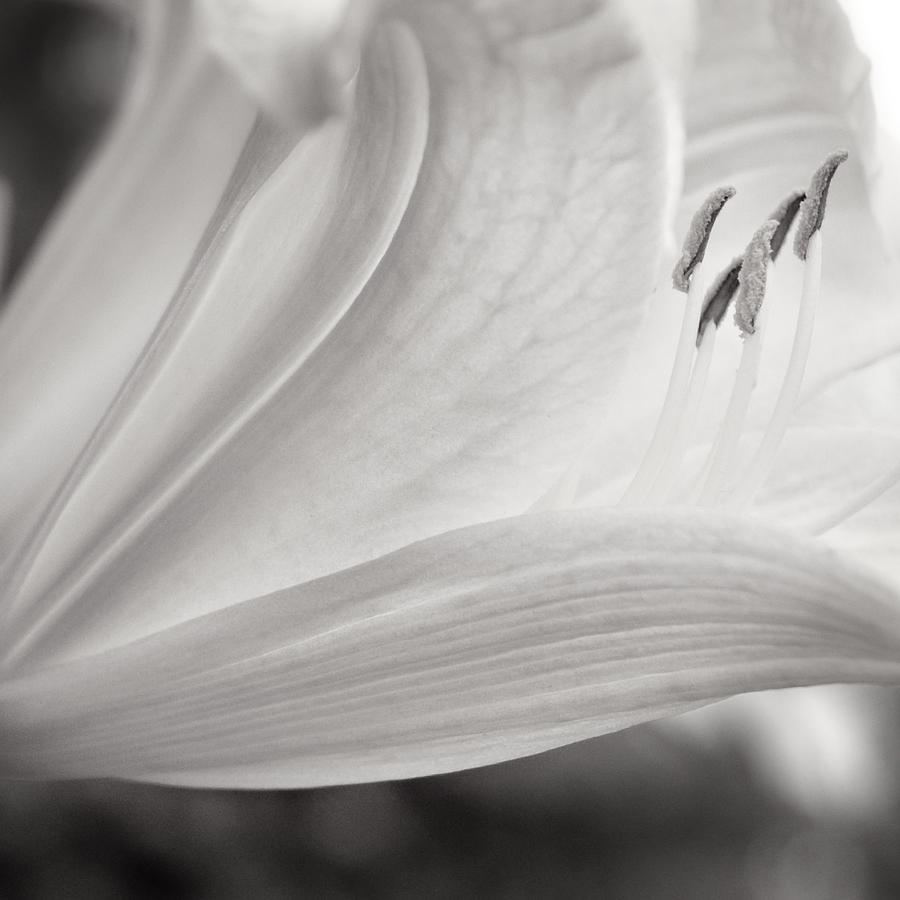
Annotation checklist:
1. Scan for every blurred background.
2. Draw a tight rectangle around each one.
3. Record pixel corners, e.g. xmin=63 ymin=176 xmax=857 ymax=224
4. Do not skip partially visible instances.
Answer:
xmin=2 ymin=3 xmax=900 ymax=897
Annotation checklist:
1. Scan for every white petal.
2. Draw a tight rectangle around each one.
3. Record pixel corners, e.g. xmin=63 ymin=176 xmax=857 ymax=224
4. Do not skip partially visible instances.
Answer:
xmin=0 ymin=3 xmax=256 ymax=564
xmin=663 ymin=424 xmax=900 ymax=589
xmin=2 ymin=508 xmax=899 ymax=787
xmin=623 ymin=0 xmax=697 ymax=86
xmin=5 ymin=2 xmax=672 ymax=665
xmin=798 ymin=344 xmax=900 ymax=430
xmin=687 ymin=0 xmax=875 ymax=186
xmin=195 ymin=0 xmax=375 ymax=128
xmin=747 ymin=425 xmax=900 ymax=526
xmin=839 ymin=0 xmax=900 ymax=142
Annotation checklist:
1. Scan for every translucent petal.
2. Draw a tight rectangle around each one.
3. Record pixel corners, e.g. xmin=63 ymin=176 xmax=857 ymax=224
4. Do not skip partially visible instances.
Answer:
xmin=2 ymin=508 xmax=898 ymax=787
xmin=747 ymin=426 xmax=900 ymax=587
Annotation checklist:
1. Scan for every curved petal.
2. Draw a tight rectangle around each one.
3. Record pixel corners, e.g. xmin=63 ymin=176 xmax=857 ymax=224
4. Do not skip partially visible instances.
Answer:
xmin=2 ymin=508 xmax=899 ymax=787
xmin=686 ymin=0 xmax=875 ymax=187
xmin=4 ymin=0 xmax=672 ymax=663
xmin=195 ymin=0 xmax=376 ymax=127
xmin=0 ymin=3 xmax=257 ymax=564
xmin=0 ymin=19 xmax=430 ymax=654
xmin=575 ymin=424 xmax=900 ymax=546
xmin=746 ymin=425 xmax=900 ymax=587
xmin=746 ymin=425 xmax=900 ymax=528
xmin=825 ymin=487 xmax=900 ymax=589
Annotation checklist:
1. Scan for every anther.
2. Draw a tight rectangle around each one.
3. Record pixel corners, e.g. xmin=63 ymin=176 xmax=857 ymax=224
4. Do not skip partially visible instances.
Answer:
xmin=697 ymin=255 xmax=743 ymax=345
xmin=672 ymin=186 xmax=736 ymax=292
xmin=734 ymin=219 xmax=779 ymax=337
xmin=698 ymin=219 xmax=776 ymax=505
xmin=793 ymin=150 xmax=849 ymax=260
xmin=768 ymin=189 xmax=805 ymax=261
xmin=731 ymin=158 xmax=846 ymax=509
xmin=620 ymin=187 xmax=735 ymax=504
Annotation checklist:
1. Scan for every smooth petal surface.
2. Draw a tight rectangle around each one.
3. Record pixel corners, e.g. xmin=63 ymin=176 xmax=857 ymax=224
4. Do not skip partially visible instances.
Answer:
xmin=196 ymin=0 xmax=374 ymax=127
xmin=657 ymin=424 xmax=900 ymax=589
xmin=3 ymin=1 xmax=671 ymax=666
xmin=0 ymin=3 xmax=256 ymax=564
xmin=839 ymin=0 xmax=900 ymax=141
xmin=797 ymin=349 xmax=900 ymax=431
xmin=746 ymin=425 xmax=900 ymax=587
xmin=747 ymin=426 xmax=900 ymax=528
xmin=1 ymin=20 xmax=429 ymax=661
xmin=2 ymin=508 xmax=899 ymax=788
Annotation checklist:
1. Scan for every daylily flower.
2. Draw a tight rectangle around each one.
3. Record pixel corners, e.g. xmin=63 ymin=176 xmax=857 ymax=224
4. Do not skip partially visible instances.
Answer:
xmin=1 ymin=0 xmax=899 ymax=789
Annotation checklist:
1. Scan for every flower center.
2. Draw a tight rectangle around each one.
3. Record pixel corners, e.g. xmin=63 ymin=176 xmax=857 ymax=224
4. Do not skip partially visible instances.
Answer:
xmin=614 ymin=150 xmax=900 ymax=533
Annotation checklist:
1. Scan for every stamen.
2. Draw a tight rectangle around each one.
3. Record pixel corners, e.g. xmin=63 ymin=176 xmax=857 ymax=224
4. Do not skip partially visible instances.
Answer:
xmin=699 ymin=219 xmax=778 ymax=505
xmin=734 ymin=219 xmax=778 ymax=337
xmin=730 ymin=155 xmax=847 ymax=509
xmin=793 ymin=150 xmax=849 ymax=260
xmin=730 ymin=228 xmax=822 ymax=509
xmin=648 ymin=320 xmax=718 ymax=502
xmin=619 ymin=187 xmax=735 ymax=505
xmin=696 ymin=255 xmax=743 ymax=344
xmin=768 ymin=189 xmax=805 ymax=261
xmin=650 ymin=254 xmax=746 ymax=502
xmin=672 ymin=186 xmax=736 ymax=292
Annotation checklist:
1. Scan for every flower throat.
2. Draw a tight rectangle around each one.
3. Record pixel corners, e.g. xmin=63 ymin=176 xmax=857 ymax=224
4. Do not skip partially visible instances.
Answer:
xmin=614 ymin=150 xmax=898 ymax=533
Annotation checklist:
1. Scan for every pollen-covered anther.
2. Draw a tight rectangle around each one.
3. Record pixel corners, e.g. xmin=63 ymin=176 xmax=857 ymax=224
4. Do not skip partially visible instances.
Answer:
xmin=672 ymin=186 xmax=736 ymax=292
xmin=734 ymin=220 xmax=778 ymax=337
xmin=793 ymin=150 xmax=849 ymax=260
xmin=768 ymin=189 xmax=805 ymax=261
xmin=696 ymin=255 xmax=743 ymax=345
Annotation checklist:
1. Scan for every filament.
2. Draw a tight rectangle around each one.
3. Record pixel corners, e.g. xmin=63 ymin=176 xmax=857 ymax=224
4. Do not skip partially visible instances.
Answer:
xmin=648 ymin=320 xmax=717 ymax=503
xmin=698 ymin=312 xmax=767 ymax=505
xmin=729 ymin=230 xmax=822 ymax=508
xmin=619 ymin=270 xmax=705 ymax=504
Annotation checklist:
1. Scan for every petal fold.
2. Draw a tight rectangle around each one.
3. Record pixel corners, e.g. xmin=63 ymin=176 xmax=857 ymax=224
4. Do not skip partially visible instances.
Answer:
xmin=0 ymin=2 xmax=257 ymax=564
xmin=2 ymin=508 xmax=899 ymax=787
xmin=195 ymin=0 xmax=375 ymax=128
xmin=5 ymin=1 xmax=672 ymax=664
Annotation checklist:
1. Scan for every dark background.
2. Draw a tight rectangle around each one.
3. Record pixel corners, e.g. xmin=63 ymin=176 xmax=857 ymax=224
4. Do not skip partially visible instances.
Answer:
xmin=2 ymin=3 xmax=899 ymax=897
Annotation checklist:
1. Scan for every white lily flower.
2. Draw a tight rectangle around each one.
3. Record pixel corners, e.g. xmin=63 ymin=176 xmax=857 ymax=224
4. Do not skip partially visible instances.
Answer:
xmin=1 ymin=0 xmax=899 ymax=790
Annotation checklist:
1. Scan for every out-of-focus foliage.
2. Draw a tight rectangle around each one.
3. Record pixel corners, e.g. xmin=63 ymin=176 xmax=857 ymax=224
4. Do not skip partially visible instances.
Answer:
xmin=2 ymin=726 xmax=900 ymax=899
